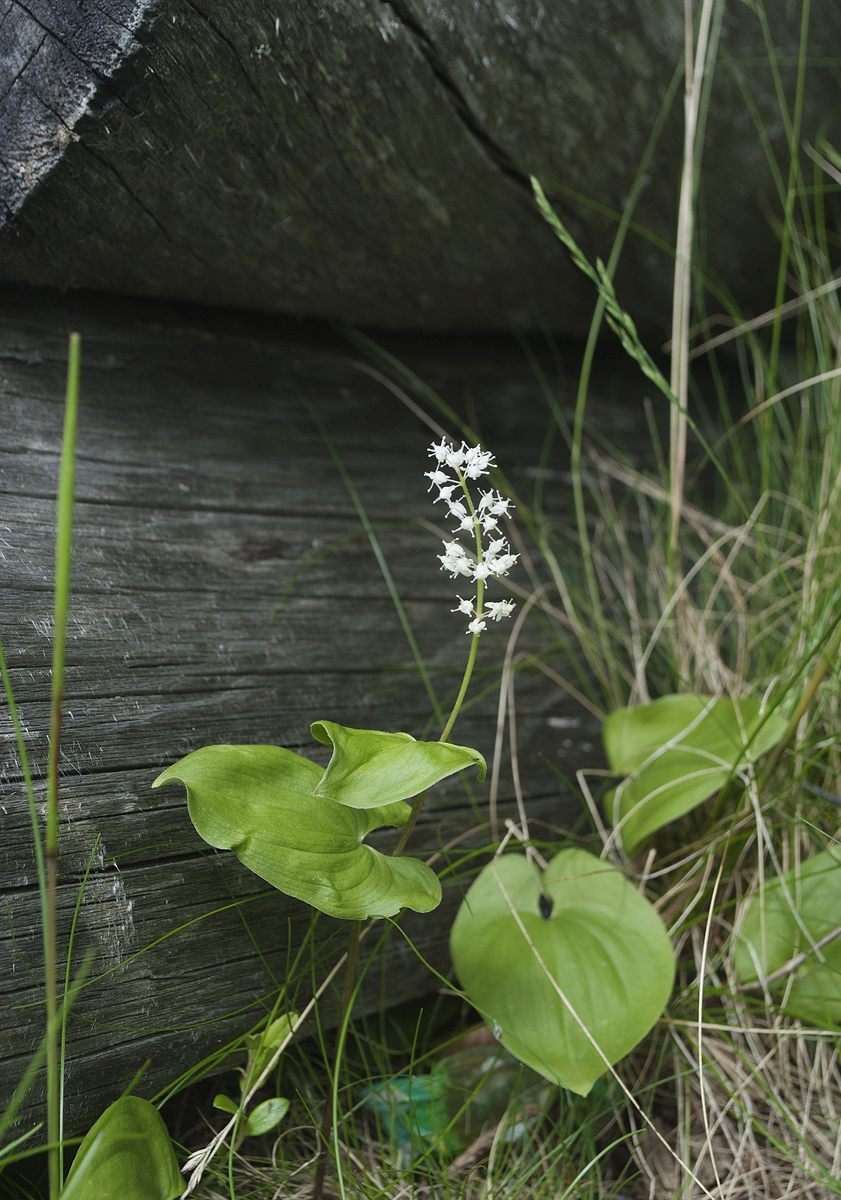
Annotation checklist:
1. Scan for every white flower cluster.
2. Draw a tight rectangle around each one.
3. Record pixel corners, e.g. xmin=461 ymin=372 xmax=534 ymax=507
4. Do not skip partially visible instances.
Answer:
xmin=426 ymin=438 xmax=517 ymax=635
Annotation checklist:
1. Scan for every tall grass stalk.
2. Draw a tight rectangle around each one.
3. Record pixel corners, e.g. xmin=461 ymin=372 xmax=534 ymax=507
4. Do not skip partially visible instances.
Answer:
xmin=668 ymin=0 xmax=719 ymax=560
xmin=45 ymin=333 xmax=81 ymax=1200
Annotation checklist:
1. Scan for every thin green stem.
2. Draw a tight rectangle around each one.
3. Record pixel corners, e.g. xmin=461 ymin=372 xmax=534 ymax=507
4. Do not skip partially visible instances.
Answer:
xmin=60 ymin=836 xmax=100 ymax=1180
xmin=393 ymin=470 xmax=484 ymax=853
xmin=390 ymin=789 xmax=429 ymax=859
xmin=45 ymin=331 xmax=80 ymax=1200
xmin=767 ymin=0 xmax=811 ymax=405
xmin=439 ymin=619 xmax=481 ymax=745
xmin=392 ymin=611 xmax=483 ymax=859
xmin=313 ymin=919 xmax=361 ymax=1200
xmin=0 ymin=635 xmax=47 ymax=960
xmin=439 ymin=466 xmax=485 ymax=743
xmin=46 ymin=332 xmax=80 ymax=1200
xmin=304 ymin=398 xmax=444 ymax=727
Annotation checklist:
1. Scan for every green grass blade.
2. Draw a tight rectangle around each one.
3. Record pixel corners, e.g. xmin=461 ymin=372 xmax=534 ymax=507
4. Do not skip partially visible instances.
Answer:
xmin=46 ymin=332 xmax=81 ymax=1200
xmin=302 ymin=395 xmax=445 ymax=728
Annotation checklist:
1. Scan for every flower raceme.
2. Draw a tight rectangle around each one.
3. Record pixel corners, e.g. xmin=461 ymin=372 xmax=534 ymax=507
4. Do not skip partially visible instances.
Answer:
xmin=426 ymin=438 xmax=517 ymax=635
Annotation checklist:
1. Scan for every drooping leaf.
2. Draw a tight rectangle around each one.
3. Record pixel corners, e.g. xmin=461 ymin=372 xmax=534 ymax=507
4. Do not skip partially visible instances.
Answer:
xmin=245 ymin=1097 xmax=290 ymax=1137
xmin=61 ymin=1097 xmax=181 ymax=1200
xmin=603 ymin=695 xmax=786 ymax=853
xmin=153 ymin=745 xmax=441 ymax=919
xmin=450 ymin=849 xmax=674 ymax=1096
xmin=212 ymin=1094 xmax=239 ymax=1114
xmin=733 ymin=846 xmax=841 ymax=1027
xmin=311 ymin=721 xmax=486 ymax=809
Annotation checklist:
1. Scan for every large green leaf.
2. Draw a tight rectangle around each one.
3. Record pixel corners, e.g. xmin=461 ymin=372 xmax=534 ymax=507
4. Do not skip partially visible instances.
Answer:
xmin=153 ymin=745 xmax=441 ymax=919
xmin=61 ymin=1097 xmax=181 ymax=1200
xmin=603 ymin=695 xmax=786 ymax=853
xmin=311 ymin=721 xmax=486 ymax=809
xmin=450 ymin=849 xmax=674 ymax=1096
xmin=733 ymin=846 xmax=841 ymax=1027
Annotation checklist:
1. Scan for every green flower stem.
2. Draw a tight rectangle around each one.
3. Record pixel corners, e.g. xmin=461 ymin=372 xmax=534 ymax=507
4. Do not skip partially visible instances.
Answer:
xmin=389 ymin=612 xmax=481 ymax=858
xmin=47 ymin=333 xmax=81 ymax=1200
xmin=313 ymin=919 xmax=361 ymax=1200
xmin=440 ymin=589 xmax=483 ymax=744
xmin=392 ymin=489 xmax=486 ymax=857
xmin=316 ymin=460 xmax=487 ymax=1200
xmin=440 ymin=465 xmax=485 ymax=744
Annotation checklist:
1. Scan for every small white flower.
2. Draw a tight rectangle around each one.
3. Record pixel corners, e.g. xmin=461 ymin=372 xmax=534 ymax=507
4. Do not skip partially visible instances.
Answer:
xmin=433 ymin=484 xmax=458 ymax=503
xmin=425 ymin=468 xmax=450 ymax=490
xmin=489 ymin=496 xmax=512 ymax=517
xmin=428 ymin=443 xmax=516 ymax=625
xmin=462 ymin=448 xmax=495 ymax=478
xmin=486 ymin=600 xmax=516 ymax=621
xmin=489 ymin=553 xmax=518 ymax=576
xmin=440 ymin=553 xmax=473 ymax=579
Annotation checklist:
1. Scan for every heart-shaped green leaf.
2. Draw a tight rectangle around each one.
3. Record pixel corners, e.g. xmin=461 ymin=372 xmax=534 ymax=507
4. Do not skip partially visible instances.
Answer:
xmin=450 ymin=849 xmax=674 ymax=1096
xmin=603 ymin=695 xmax=786 ymax=853
xmin=733 ymin=846 xmax=841 ymax=1027
xmin=153 ymin=745 xmax=441 ymax=919
xmin=245 ymin=1097 xmax=290 ymax=1137
xmin=61 ymin=1097 xmax=181 ymax=1200
xmin=311 ymin=721 xmax=486 ymax=809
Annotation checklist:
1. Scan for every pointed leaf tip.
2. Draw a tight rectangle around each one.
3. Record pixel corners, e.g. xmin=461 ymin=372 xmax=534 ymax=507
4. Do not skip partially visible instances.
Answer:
xmin=151 ymin=743 xmax=441 ymax=919
xmin=311 ymin=720 xmax=486 ymax=809
xmin=62 ymin=1097 xmax=182 ymax=1200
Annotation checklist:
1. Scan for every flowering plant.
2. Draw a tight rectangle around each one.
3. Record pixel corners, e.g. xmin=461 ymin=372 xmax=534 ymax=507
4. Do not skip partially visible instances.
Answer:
xmin=155 ymin=441 xmax=511 ymax=924
xmin=427 ymin=438 xmax=517 ymax=636
xmin=153 ymin=440 xmax=509 ymax=1194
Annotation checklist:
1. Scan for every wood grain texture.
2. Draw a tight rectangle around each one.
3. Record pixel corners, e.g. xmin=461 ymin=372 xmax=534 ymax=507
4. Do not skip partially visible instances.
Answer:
xmin=0 ymin=289 xmax=655 ymax=1135
xmin=2 ymin=1 xmax=839 ymax=332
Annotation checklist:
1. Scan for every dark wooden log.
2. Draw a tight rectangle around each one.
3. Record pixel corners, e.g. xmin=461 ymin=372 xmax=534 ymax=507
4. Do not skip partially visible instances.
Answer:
xmin=2 ymin=2 xmax=839 ymax=334
xmin=0 ymin=288 xmax=667 ymax=1136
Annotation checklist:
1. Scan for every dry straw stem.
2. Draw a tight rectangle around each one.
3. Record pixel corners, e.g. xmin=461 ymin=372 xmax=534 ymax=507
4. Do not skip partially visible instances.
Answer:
xmin=488 ymin=588 xmax=545 ymax=840
xmin=736 ymin=365 xmax=841 ymax=429
xmin=672 ymin=273 xmax=841 ymax=361
xmin=181 ymin=923 xmax=378 ymax=1196
xmin=668 ymin=0 xmax=718 ymax=560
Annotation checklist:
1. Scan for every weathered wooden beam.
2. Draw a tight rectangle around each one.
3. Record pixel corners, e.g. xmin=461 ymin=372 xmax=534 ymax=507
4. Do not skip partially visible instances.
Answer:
xmin=2 ymin=2 xmax=839 ymax=333
xmin=0 ymin=290 xmax=647 ymax=1135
